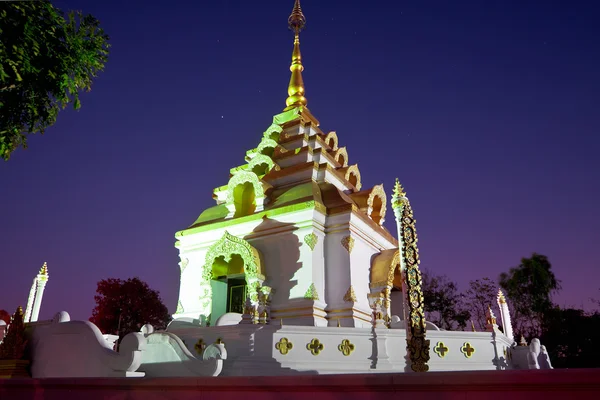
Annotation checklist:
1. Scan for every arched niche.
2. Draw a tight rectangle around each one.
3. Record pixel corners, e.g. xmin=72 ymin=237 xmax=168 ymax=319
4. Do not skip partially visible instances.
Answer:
xmin=368 ymin=184 xmax=387 ymax=226
xmin=199 ymin=232 xmax=266 ymax=324
xmin=334 ymin=147 xmax=348 ymax=167
xmin=345 ymin=164 xmax=362 ymax=190
xmin=369 ymin=250 xmax=404 ymax=324
xmin=256 ymin=138 xmax=278 ymax=157
xmin=324 ymin=131 xmax=338 ymax=151
xmin=226 ymin=171 xmax=265 ymax=218
xmin=263 ymin=124 xmax=283 ymax=141
xmin=248 ymin=154 xmax=277 ymax=176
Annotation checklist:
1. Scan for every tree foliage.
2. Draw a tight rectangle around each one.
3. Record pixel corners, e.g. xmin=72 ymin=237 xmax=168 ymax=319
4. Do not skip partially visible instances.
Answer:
xmin=0 ymin=306 xmax=27 ymax=360
xmin=0 ymin=1 xmax=110 ymax=160
xmin=90 ymin=277 xmax=171 ymax=339
xmin=499 ymin=253 xmax=560 ymax=338
xmin=421 ymin=269 xmax=470 ymax=330
xmin=464 ymin=277 xmax=498 ymax=331
xmin=540 ymin=307 xmax=600 ymax=369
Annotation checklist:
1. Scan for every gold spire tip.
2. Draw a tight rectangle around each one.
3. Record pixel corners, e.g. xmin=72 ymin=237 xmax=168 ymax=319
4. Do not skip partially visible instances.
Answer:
xmin=284 ymin=0 xmax=308 ymax=111
xmin=288 ymin=0 xmax=306 ymax=32
xmin=39 ymin=262 xmax=48 ymax=275
xmin=393 ymin=178 xmax=406 ymax=198
xmin=497 ymin=288 xmax=506 ymax=303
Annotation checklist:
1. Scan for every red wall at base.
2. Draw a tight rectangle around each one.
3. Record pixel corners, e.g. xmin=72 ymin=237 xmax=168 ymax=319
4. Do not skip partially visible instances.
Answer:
xmin=1 ymin=369 xmax=600 ymax=400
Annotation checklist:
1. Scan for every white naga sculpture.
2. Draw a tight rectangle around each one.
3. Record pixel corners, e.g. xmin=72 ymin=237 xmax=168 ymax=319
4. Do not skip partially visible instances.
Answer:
xmin=527 ymin=338 xmax=553 ymax=370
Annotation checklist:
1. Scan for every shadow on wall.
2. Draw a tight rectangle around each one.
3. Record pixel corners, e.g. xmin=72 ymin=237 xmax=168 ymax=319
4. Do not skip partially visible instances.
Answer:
xmin=245 ymin=217 xmax=301 ymax=305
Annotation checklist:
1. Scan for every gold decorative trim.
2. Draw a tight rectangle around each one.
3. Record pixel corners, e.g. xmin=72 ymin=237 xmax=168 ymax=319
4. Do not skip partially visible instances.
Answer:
xmin=304 ymin=283 xmax=319 ymax=300
xmin=338 ymin=339 xmax=355 ymax=356
xmin=460 ymin=342 xmax=475 ymax=358
xmin=304 ymin=232 xmax=318 ymax=251
xmin=367 ymin=184 xmax=387 ymax=226
xmin=341 ymin=236 xmax=355 ymax=254
xmin=194 ymin=339 xmax=205 ymax=355
xmin=343 ymin=286 xmax=357 ymax=302
xmin=275 ymin=337 xmax=293 ymax=355
xmin=176 ymin=300 xmax=184 ymax=314
xmin=433 ymin=342 xmax=448 ymax=358
xmin=215 ymin=338 xmax=225 ymax=345
xmin=327 ymin=307 xmax=372 ymax=319
xmin=306 ymin=338 xmax=324 ymax=355
xmin=392 ymin=178 xmax=430 ymax=372
xmin=273 ymin=313 xmax=327 ymax=320
xmin=324 ymin=131 xmax=339 ymax=151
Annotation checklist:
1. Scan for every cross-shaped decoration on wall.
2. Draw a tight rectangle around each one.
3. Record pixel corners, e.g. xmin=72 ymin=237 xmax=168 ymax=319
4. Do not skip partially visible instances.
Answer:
xmin=194 ymin=339 xmax=205 ymax=355
xmin=434 ymin=341 xmax=448 ymax=358
xmin=460 ymin=342 xmax=475 ymax=358
xmin=275 ymin=337 xmax=293 ymax=355
xmin=338 ymin=339 xmax=355 ymax=356
xmin=306 ymin=338 xmax=324 ymax=356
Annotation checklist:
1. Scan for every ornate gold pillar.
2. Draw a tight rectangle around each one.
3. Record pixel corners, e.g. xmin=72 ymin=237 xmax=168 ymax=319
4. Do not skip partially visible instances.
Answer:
xmin=391 ymin=179 xmax=430 ymax=372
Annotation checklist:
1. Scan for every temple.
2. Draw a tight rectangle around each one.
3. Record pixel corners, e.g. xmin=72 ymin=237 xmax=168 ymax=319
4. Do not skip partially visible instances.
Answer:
xmin=4 ymin=1 xmax=551 ymax=380
xmin=165 ymin=0 xmax=510 ymax=375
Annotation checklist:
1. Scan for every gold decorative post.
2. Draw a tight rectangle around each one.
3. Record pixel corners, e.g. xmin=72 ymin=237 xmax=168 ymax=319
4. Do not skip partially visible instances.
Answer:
xmin=391 ymin=179 xmax=430 ymax=372
xmin=284 ymin=0 xmax=308 ymax=110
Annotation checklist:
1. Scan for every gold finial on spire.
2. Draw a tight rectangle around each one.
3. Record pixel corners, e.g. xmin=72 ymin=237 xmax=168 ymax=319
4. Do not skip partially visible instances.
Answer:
xmin=391 ymin=178 xmax=407 ymax=208
xmin=284 ymin=0 xmax=308 ymax=111
xmin=497 ymin=288 xmax=506 ymax=304
xmin=39 ymin=262 xmax=48 ymax=275
xmin=393 ymin=178 xmax=406 ymax=198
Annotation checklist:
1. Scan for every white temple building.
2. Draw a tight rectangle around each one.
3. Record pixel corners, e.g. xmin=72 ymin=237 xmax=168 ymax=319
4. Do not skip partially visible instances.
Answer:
xmin=165 ymin=0 xmax=517 ymax=375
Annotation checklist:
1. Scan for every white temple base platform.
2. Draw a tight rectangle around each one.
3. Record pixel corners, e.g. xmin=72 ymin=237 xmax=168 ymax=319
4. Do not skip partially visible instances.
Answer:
xmin=167 ymin=322 xmax=513 ymax=375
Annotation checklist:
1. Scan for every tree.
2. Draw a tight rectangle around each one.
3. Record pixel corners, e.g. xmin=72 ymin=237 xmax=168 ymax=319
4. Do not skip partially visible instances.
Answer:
xmin=499 ymin=253 xmax=560 ymax=338
xmin=540 ymin=306 xmax=600 ymax=369
xmin=0 ymin=309 xmax=10 ymax=325
xmin=0 ymin=306 xmax=27 ymax=360
xmin=0 ymin=1 xmax=110 ymax=160
xmin=90 ymin=277 xmax=171 ymax=339
xmin=421 ymin=269 xmax=470 ymax=330
xmin=464 ymin=277 xmax=498 ymax=331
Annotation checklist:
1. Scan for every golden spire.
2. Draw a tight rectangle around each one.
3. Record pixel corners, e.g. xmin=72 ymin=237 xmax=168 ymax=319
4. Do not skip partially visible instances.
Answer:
xmin=284 ymin=0 xmax=308 ymax=111
xmin=39 ymin=262 xmax=48 ymax=275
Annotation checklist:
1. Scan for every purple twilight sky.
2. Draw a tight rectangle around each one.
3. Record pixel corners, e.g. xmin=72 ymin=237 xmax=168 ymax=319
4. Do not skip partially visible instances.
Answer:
xmin=1 ymin=0 xmax=599 ymax=321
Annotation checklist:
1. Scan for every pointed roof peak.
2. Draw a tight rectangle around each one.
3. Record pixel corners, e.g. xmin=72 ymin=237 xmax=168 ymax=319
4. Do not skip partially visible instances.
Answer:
xmin=39 ymin=262 xmax=48 ymax=275
xmin=284 ymin=0 xmax=308 ymax=111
